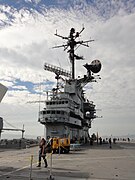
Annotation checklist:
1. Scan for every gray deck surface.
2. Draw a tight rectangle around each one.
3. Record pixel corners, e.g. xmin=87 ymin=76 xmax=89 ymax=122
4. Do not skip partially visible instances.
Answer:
xmin=0 ymin=142 xmax=135 ymax=180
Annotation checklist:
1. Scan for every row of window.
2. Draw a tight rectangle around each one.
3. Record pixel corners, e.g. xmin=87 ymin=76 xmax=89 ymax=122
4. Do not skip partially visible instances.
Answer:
xmin=40 ymin=110 xmax=66 ymax=115
xmin=46 ymin=101 xmax=68 ymax=105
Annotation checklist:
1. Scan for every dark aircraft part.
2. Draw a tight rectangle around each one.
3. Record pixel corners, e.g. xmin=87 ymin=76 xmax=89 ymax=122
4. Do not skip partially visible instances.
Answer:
xmin=84 ymin=60 xmax=101 ymax=74
xmin=0 ymin=117 xmax=3 ymax=130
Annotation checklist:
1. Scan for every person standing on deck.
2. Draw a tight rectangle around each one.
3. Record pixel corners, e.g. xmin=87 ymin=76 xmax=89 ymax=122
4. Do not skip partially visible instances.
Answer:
xmin=37 ymin=138 xmax=48 ymax=168
xmin=109 ymin=138 xmax=112 ymax=149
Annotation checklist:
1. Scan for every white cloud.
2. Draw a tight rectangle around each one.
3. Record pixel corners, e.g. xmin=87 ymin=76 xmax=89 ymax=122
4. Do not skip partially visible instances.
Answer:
xmin=0 ymin=80 xmax=14 ymax=87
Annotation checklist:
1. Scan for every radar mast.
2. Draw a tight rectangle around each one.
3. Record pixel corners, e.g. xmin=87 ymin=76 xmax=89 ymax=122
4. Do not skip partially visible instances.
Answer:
xmin=53 ymin=27 xmax=94 ymax=79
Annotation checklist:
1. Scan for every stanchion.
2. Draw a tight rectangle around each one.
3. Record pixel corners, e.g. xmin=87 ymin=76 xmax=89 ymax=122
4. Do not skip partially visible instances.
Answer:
xmin=59 ymin=139 xmax=60 ymax=155
xmin=29 ymin=155 xmax=33 ymax=180
xmin=47 ymin=152 xmax=54 ymax=180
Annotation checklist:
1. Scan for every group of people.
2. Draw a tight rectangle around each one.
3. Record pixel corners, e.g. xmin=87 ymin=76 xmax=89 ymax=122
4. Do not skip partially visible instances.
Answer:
xmin=36 ymin=136 xmax=114 ymax=168
xmin=99 ymin=137 xmax=112 ymax=148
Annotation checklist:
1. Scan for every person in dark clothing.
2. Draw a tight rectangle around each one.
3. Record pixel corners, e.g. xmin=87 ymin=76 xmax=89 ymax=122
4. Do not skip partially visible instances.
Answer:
xmin=99 ymin=137 xmax=102 ymax=145
xmin=37 ymin=138 xmax=48 ymax=168
xmin=109 ymin=138 xmax=112 ymax=149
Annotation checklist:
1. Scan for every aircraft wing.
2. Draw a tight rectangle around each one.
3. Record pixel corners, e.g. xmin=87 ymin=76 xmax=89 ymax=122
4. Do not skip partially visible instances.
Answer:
xmin=0 ymin=83 xmax=8 ymax=102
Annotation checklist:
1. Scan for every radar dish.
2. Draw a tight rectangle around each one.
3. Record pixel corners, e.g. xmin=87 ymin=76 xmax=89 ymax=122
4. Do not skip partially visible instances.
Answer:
xmin=90 ymin=60 xmax=101 ymax=73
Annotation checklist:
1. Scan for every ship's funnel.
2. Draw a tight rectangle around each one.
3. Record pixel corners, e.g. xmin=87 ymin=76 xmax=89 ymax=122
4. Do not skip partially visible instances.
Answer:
xmin=84 ymin=60 xmax=101 ymax=74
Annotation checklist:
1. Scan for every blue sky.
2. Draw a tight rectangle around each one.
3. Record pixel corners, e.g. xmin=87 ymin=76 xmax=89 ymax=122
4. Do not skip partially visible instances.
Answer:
xmin=0 ymin=78 xmax=54 ymax=94
xmin=0 ymin=0 xmax=135 ymax=139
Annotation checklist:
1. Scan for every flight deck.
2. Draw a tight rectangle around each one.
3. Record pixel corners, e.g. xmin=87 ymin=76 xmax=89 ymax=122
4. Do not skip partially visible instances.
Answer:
xmin=0 ymin=141 xmax=135 ymax=180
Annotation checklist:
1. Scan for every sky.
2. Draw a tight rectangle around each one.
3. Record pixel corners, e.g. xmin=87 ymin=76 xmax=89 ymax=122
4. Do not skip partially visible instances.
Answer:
xmin=0 ymin=0 xmax=135 ymax=139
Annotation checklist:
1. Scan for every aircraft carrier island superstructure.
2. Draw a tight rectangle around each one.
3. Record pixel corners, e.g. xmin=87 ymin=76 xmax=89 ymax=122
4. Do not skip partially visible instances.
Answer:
xmin=38 ymin=27 xmax=101 ymax=143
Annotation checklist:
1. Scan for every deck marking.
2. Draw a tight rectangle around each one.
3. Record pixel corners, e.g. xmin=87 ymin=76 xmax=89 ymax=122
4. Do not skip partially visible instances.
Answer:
xmin=0 ymin=162 xmax=37 ymax=177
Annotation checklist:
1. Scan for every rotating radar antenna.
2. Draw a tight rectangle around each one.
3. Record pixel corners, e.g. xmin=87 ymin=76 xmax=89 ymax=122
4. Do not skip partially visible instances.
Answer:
xmin=83 ymin=60 xmax=102 ymax=75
